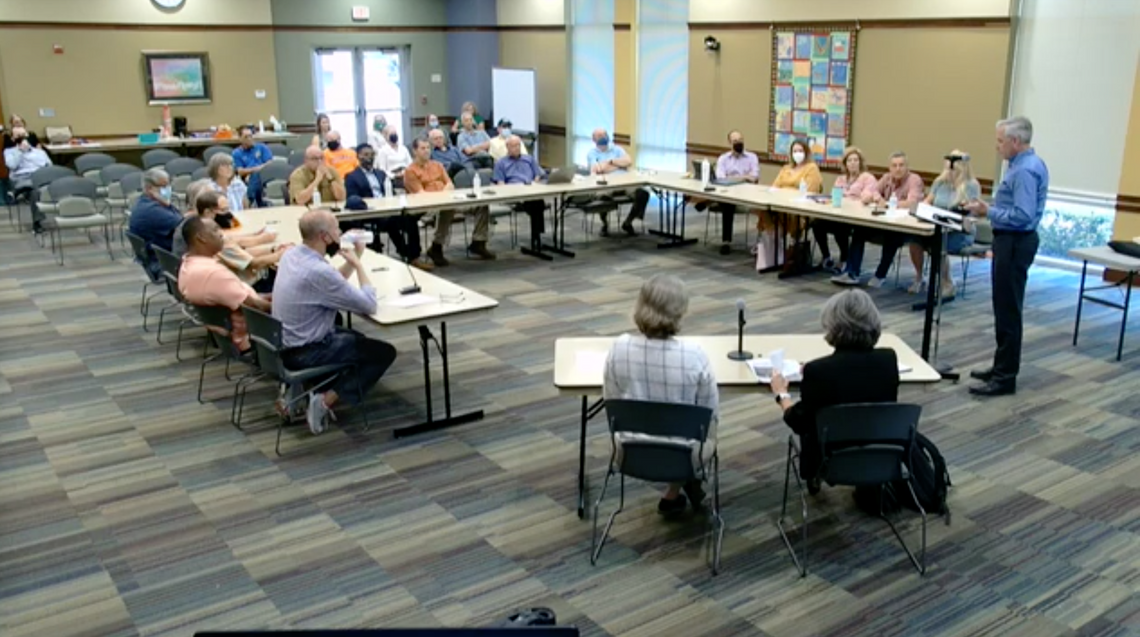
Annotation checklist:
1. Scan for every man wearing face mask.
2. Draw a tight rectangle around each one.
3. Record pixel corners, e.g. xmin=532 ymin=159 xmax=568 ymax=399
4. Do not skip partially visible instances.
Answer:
xmin=322 ymin=131 xmax=360 ymax=180
xmin=367 ymin=114 xmax=389 ymax=149
xmin=344 ymin=143 xmax=428 ymax=269
xmin=129 ymin=168 xmax=182 ymax=279
xmin=172 ymin=191 xmax=285 ymax=292
xmin=272 ymin=209 xmax=398 ymax=435
xmin=712 ymin=130 xmax=761 ymax=254
xmin=586 ymin=128 xmax=650 ymax=237
xmin=419 ymin=114 xmax=441 ymax=141
xmin=488 ymin=119 xmax=527 ymax=162
xmin=375 ymin=125 xmax=412 ymax=186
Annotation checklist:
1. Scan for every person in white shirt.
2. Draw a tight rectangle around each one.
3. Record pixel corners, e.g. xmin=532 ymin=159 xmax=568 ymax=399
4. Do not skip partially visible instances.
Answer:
xmin=488 ymin=119 xmax=527 ymax=162
xmin=375 ymin=125 xmax=412 ymax=186
xmin=4 ymin=126 xmax=54 ymax=232
xmin=603 ymin=274 xmax=718 ymax=515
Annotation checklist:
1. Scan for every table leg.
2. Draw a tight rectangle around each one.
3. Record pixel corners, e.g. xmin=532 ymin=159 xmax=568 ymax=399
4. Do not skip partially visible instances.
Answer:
xmin=577 ymin=396 xmax=606 ymax=519
xmin=393 ymin=321 xmax=484 ymax=438
xmin=1117 ymin=271 xmax=1133 ymax=362
xmin=920 ymin=225 xmax=943 ymax=361
xmin=1074 ymin=260 xmax=1088 ymax=347
xmin=649 ymin=190 xmax=698 ymax=249
xmin=542 ymin=196 xmax=576 ymax=258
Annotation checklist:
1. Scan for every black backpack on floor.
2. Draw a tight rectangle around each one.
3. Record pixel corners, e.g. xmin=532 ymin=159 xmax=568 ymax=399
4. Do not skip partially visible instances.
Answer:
xmin=854 ymin=432 xmax=951 ymax=524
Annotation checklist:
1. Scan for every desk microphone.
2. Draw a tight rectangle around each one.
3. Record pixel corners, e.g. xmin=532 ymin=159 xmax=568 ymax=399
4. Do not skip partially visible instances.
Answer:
xmin=727 ymin=298 xmax=754 ymax=361
xmin=399 ymin=257 xmax=422 ymax=296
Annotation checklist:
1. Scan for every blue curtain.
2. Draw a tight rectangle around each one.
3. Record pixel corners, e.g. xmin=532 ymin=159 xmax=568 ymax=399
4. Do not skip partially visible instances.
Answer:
xmin=636 ymin=0 xmax=688 ymax=171
xmin=570 ymin=0 xmax=615 ymax=166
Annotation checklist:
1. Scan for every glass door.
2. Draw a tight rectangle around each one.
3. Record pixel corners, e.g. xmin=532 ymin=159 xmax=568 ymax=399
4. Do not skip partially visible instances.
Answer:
xmin=313 ymin=47 xmax=409 ymax=149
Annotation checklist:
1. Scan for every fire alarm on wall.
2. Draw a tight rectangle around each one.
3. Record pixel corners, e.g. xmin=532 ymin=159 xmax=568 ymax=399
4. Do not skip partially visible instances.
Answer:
xmin=352 ymin=6 xmax=370 ymax=21
xmin=53 ymin=44 xmax=64 ymax=54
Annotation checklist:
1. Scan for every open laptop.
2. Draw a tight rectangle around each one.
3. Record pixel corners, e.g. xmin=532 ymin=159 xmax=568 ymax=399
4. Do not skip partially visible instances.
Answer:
xmin=545 ymin=166 xmax=577 ymax=185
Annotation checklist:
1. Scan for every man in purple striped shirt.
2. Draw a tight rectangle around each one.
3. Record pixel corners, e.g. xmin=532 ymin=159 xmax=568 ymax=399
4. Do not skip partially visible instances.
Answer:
xmin=713 ymin=130 xmax=761 ymax=254
xmin=272 ymin=209 xmax=397 ymax=434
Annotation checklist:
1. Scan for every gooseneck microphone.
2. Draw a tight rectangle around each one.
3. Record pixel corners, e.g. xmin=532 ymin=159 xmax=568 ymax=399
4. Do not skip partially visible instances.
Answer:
xmin=727 ymin=298 xmax=754 ymax=361
xmin=399 ymin=257 xmax=422 ymax=296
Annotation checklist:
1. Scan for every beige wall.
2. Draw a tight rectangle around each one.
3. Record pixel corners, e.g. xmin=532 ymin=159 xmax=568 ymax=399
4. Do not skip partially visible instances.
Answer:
xmin=0 ymin=28 xmax=280 ymax=136
xmin=1113 ymin=57 xmax=1140 ymax=240
xmin=690 ymin=0 xmax=1012 ymax=22
xmin=496 ymin=0 xmax=564 ymax=26
xmin=687 ymin=26 xmax=1010 ymax=180
xmin=500 ymin=31 xmax=567 ymax=128
xmin=0 ymin=0 xmax=272 ymax=24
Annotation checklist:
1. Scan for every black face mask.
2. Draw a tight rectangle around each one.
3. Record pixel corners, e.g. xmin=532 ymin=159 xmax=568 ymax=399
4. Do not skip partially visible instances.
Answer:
xmin=327 ymin=140 xmax=341 ymax=151
xmin=388 ymin=133 xmax=399 ymax=144
xmin=324 ymin=236 xmax=341 ymax=257
xmin=732 ymin=142 xmax=744 ymax=154
xmin=214 ymin=212 xmax=234 ymax=229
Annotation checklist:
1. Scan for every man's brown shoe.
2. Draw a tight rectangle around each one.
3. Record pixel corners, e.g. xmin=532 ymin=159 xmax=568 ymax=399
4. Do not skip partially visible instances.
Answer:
xmin=427 ymin=243 xmax=449 ymax=267
xmin=469 ymin=241 xmax=497 ymax=260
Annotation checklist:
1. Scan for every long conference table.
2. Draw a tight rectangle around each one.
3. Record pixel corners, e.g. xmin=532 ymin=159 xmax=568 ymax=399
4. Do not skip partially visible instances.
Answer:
xmin=555 ymin=335 xmax=942 ymax=518
xmin=46 ymin=131 xmax=299 ymax=155
xmin=248 ymin=205 xmax=499 ymax=438
xmin=332 ymin=169 xmax=945 ymax=361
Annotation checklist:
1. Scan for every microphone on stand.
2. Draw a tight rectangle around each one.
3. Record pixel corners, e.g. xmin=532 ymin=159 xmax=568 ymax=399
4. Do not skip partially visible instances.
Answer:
xmin=399 ymin=257 xmax=422 ymax=296
xmin=727 ymin=298 xmax=754 ymax=361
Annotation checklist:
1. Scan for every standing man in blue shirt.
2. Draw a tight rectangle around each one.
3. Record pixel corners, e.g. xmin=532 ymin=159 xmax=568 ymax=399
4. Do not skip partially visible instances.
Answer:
xmin=586 ymin=128 xmax=650 ymax=237
xmin=964 ymin=116 xmax=1049 ymax=397
xmin=492 ymin=136 xmax=547 ymax=254
xmin=231 ymin=125 xmax=274 ymax=208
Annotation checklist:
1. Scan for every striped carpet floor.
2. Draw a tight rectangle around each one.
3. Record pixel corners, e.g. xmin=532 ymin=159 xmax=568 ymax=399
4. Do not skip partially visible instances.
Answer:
xmin=1 ymin=206 xmax=1138 ymax=637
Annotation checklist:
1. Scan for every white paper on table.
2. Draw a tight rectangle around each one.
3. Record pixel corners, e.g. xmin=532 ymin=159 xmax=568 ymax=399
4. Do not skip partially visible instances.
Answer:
xmin=749 ymin=357 xmax=802 ymax=383
xmin=385 ymin=293 xmax=439 ymax=308
xmin=898 ymin=362 xmax=913 ymax=374
xmin=575 ymin=350 xmax=608 ymax=372
xmin=770 ymin=348 xmax=785 ymax=374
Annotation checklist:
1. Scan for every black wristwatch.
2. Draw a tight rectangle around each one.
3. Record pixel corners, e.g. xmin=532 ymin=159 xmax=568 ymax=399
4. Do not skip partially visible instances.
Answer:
xmin=775 ymin=392 xmax=792 ymax=404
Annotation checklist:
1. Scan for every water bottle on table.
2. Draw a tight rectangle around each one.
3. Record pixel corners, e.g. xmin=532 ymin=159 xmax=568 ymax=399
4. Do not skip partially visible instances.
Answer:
xmin=888 ymin=193 xmax=898 ymax=210
xmin=831 ymin=185 xmax=843 ymax=208
xmin=473 ymin=170 xmax=482 ymax=196
xmin=798 ymin=179 xmax=808 ymax=196
xmin=700 ymin=158 xmax=710 ymax=190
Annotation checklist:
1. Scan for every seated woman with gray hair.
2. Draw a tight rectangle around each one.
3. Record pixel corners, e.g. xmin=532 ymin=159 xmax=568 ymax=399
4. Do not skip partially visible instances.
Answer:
xmin=604 ymin=274 xmax=718 ymax=514
xmin=769 ymin=289 xmax=899 ymax=492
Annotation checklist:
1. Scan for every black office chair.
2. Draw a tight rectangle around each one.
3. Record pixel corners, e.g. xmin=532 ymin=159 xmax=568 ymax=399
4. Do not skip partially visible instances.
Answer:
xmin=125 ymin=231 xmax=168 ymax=331
xmin=239 ymin=307 xmax=367 ymax=454
xmin=191 ymin=304 xmax=256 ymax=406
xmin=153 ymin=245 xmax=203 ymax=360
xmin=591 ymin=399 xmax=723 ymax=576
xmin=142 ymin=148 xmax=181 ymax=170
xmin=777 ymin=402 xmax=927 ymax=577
xmin=203 ymin=145 xmax=233 ymax=162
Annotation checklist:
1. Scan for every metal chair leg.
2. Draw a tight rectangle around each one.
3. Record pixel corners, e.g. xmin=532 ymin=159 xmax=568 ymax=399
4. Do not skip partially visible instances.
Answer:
xmin=590 ymin=470 xmax=623 ymax=566
xmin=776 ymin=435 xmax=808 ymax=577
xmin=708 ymin=453 xmax=724 ymax=576
xmin=881 ymin=481 xmax=927 ymax=575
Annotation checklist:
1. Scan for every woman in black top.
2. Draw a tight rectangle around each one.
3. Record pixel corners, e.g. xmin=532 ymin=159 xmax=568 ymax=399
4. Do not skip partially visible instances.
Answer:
xmin=770 ymin=289 xmax=900 ymax=489
xmin=2 ymin=114 xmax=40 ymax=149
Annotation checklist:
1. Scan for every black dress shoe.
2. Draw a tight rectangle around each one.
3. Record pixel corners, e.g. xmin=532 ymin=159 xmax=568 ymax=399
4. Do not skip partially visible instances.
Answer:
xmin=807 ymin=476 xmax=822 ymax=496
xmin=969 ymin=381 xmax=1016 ymax=397
xmin=657 ymin=494 xmax=688 ymax=515
xmin=620 ymin=221 xmax=637 ymax=237
xmin=719 ymin=244 xmax=731 ymax=256
xmin=682 ymin=481 xmax=706 ymax=511
xmin=969 ymin=368 xmax=994 ymax=382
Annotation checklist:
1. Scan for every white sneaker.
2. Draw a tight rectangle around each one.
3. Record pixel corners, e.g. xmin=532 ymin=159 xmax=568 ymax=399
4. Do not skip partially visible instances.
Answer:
xmin=306 ymin=392 xmax=334 ymax=435
xmin=867 ymin=277 xmax=885 ymax=288
xmin=830 ymin=273 xmax=860 ymax=286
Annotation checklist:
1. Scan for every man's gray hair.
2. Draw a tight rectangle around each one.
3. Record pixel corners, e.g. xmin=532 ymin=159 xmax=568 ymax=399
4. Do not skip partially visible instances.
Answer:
xmin=889 ymin=151 xmax=907 ymax=162
xmin=997 ymin=116 xmax=1033 ymax=144
xmin=633 ymin=274 xmax=689 ymax=339
xmin=821 ymin=289 xmax=882 ymax=349
xmin=142 ymin=168 xmax=169 ymax=190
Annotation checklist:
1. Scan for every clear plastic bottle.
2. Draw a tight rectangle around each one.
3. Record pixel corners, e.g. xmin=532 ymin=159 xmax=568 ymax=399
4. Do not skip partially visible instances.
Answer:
xmin=312 ymin=190 xmax=322 ymax=207
xmin=384 ymin=175 xmax=393 ymax=198
xmin=799 ymin=178 xmax=808 ymax=196
xmin=888 ymin=193 xmax=898 ymax=210
xmin=472 ymin=170 xmax=482 ymax=196
xmin=700 ymin=158 xmax=710 ymax=187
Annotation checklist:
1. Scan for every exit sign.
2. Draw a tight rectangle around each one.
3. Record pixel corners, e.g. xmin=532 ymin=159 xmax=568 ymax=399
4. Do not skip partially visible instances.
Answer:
xmin=351 ymin=6 xmax=370 ymax=21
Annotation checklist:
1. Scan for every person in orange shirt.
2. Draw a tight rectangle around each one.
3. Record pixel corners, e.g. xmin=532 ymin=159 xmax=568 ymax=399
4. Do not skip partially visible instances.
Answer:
xmin=404 ymin=137 xmax=494 ymax=265
xmin=322 ymin=131 xmax=359 ymax=179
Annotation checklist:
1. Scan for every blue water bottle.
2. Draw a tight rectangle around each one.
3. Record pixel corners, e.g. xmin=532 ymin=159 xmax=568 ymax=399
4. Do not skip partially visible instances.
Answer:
xmin=831 ymin=185 xmax=843 ymax=208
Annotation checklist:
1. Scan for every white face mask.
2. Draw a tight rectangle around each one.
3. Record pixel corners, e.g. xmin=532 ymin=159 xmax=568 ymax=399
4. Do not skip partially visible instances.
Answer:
xmin=792 ymin=151 xmax=806 ymax=165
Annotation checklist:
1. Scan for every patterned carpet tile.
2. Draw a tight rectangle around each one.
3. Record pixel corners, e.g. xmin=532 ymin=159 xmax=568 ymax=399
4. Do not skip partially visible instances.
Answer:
xmin=1 ymin=207 xmax=1138 ymax=637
